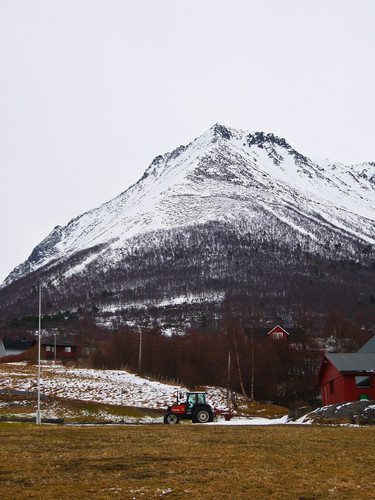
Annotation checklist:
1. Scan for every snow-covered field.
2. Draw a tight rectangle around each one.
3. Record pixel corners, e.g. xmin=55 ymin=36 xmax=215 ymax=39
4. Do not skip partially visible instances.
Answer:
xmin=0 ymin=362 xmax=310 ymax=425
xmin=0 ymin=362 xmax=230 ymax=412
xmin=1 ymin=362 xmax=186 ymax=409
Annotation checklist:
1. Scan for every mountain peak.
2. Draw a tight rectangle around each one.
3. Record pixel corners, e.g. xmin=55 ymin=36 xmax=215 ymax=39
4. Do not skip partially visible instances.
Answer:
xmin=246 ymin=131 xmax=290 ymax=149
xmin=2 ymin=124 xmax=375 ymax=290
xmin=211 ymin=123 xmax=232 ymax=140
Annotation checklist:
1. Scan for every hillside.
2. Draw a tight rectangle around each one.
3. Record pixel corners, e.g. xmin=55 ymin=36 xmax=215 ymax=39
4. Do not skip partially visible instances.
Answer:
xmin=1 ymin=124 xmax=374 ymax=330
xmin=0 ymin=362 xmax=289 ymax=423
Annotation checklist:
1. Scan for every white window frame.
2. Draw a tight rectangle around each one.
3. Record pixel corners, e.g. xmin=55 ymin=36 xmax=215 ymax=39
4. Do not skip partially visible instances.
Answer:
xmin=273 ymin=332 xmax=284 ymax=339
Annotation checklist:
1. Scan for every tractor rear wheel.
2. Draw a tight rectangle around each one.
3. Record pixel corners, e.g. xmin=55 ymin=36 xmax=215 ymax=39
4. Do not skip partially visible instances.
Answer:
xmin=164 ymin=412 xmax=179 ymax=424
xmin=192 ymin=406 xmax=213 ymax=423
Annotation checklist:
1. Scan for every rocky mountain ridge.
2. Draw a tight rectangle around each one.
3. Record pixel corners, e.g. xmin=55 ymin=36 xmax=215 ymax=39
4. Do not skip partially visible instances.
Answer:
xmin=1 ymin=124 xmax=374 ymax=330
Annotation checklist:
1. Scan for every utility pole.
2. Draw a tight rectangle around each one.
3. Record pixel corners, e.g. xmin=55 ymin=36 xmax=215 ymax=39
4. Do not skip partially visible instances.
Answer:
xmin=227 ymin=349 xmax=231 ymax=407
xmin=36 ymin=285 xmax=42 ymax=425
xmin=250 ymin=330 xmax=254 ymax=401
xmin=53 ymin=332 xmax=56 ymax=365
xmin=138 ymin=330 xmax=142 ymax=373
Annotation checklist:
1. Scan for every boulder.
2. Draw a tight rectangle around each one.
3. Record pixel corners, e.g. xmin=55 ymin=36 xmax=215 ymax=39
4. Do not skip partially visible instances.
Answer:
xmin=288 ymin=406 xmax=313 ymax=421
xmin=307 ymin=400 xmax=375 ymax=425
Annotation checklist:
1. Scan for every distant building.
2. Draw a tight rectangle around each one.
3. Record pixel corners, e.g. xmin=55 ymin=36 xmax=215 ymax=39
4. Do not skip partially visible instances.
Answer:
xmin=266 ymin=325 xmax=290 ymax=340
xmin=0 ymin=338 xmax=33 ymax=358
xmin=244 ymin=325 xmax=294 ymax=341
xmin=41 ymin=339 xmax=78 ymax=360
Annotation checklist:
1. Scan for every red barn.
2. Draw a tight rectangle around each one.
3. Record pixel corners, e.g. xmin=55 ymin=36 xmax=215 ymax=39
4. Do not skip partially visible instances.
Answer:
xmin=314 ymin=352 xmax=375 ymax=406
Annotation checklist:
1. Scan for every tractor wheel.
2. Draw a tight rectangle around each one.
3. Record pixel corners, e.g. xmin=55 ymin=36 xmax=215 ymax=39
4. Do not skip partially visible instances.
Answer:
xmin=164 ymin=412 xmax=179 ymax=424
xmin=192 ymin=406 xmax=213 ymax=424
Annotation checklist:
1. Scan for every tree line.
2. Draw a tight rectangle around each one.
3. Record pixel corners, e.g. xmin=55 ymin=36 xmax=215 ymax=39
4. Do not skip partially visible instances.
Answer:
xmin=81 ymin=303 xmax=374 ymax=408
xmin=1 ymin=300 xmax=373 ymax=408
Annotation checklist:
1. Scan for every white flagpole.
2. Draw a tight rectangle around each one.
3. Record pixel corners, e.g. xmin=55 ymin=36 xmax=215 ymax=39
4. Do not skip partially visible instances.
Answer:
xmin=36 ymin=285 xmax=42 ymax=425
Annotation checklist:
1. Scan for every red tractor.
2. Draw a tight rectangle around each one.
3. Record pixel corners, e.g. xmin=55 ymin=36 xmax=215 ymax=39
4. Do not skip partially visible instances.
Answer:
xmin=164 ymin=391 xmax=232 ymax=424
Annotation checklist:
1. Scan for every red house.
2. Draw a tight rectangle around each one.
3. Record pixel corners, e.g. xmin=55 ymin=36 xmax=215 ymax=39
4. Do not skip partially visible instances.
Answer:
xmin=41 ymin=339 xmax=78 ymax=360
xmin=266 ymin=325 xmax=290 ymax=340
xmin=314 ymin=352 xmax=375 ymax=406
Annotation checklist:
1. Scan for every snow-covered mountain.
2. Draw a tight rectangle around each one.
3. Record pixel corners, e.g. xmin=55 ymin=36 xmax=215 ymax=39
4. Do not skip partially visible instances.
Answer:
xmin=4 ymin=123 xmax=374 ymax=287
xmin=1 ymin=124 xmax=374 ymax=326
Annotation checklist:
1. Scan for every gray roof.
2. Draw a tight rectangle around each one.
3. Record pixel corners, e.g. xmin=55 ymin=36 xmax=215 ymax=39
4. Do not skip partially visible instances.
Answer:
xmin=326 ymin=353 xmax=375 ymax=373
xmin=358 ymin=335 xmax=375 ymax=354
xmin=41 ymin=339 xmax=77 ymax=347
xmin=1 ymin=339 xmax=32 ymax=350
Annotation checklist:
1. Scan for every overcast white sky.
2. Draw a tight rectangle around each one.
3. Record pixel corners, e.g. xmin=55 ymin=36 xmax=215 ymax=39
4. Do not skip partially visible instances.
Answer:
xmin=1 ymin=0 xmax=374 ymax=284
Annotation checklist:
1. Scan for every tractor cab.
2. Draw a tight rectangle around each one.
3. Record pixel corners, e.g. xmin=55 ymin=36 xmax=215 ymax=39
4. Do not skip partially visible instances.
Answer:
xmin=185 ymin=392 xmax=206 ymax=414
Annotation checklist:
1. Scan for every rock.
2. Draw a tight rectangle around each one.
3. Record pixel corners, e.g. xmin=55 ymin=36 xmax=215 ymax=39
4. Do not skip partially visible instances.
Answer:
xmin=288 ymin=406 xmax=313 ymax=421
xmin=307 ymin=400 xmax=375 ymax=425
xmin=353 ymin=416 xmax=368 ymax=425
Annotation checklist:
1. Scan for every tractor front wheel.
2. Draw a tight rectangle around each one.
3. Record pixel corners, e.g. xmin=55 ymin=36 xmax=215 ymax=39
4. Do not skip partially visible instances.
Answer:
xmin=164 ymin=412 xmax=179 ymax=424
xmin=192 ymin=406 xmax=213 ymax=424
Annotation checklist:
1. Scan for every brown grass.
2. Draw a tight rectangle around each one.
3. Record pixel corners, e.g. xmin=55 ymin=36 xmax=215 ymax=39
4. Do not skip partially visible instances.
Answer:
xmin=236 ymin=399 xmax=289 ymax=418
xmin=0 ymin=391 xmax=288 ymax=423
xmin=0 ymin=424 xmax=374 ymax=499
xmin=0 ymin=392 xmax=163 ymax=422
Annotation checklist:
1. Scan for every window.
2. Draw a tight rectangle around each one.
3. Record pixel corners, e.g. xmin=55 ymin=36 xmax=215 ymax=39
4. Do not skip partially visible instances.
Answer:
xmin=355 ymin=376 xmax=371 ymax=388
xmin=329 ymin=380 xmax=335 ymax=394
xmin=46 ymin=346 xmax=51 ymax=352
xmin=197 ymin=393 xmax=205 ymax=405
xmin=65 ymin=346 xmax=72 ymax=353
xmin=187 ymin=394 xmax=197 ymax=412
xmin=273 ymin=332 xmax=284 ymax=339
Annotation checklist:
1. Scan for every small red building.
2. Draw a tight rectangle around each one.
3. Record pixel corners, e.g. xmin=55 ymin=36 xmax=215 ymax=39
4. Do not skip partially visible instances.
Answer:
xmin=41 ymin=339 xmax=78 ymax=360
xmin=315 ymin=352 xmax=375 ymax=406
xmin=266 ymin=325 xmax=290 ymax=340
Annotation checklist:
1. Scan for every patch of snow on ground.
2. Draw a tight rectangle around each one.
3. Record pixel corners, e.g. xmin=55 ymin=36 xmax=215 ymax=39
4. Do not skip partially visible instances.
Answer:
xmin=1 ymin=363 xmax=314 ymax=425
xmin=208 ymin=415 xmax=290 ymax=426
xmin=1 ymin=364 xmax=186 ymax=409
xmin=336 ymin=402 xmax=353 ymax=411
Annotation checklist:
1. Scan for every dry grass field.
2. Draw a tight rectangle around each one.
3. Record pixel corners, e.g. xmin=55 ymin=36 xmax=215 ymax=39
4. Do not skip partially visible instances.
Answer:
xmin=0 ymin=391 xmax=164 ymax=423
xmin=0 ymin=423 xmax=374 ymax=499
